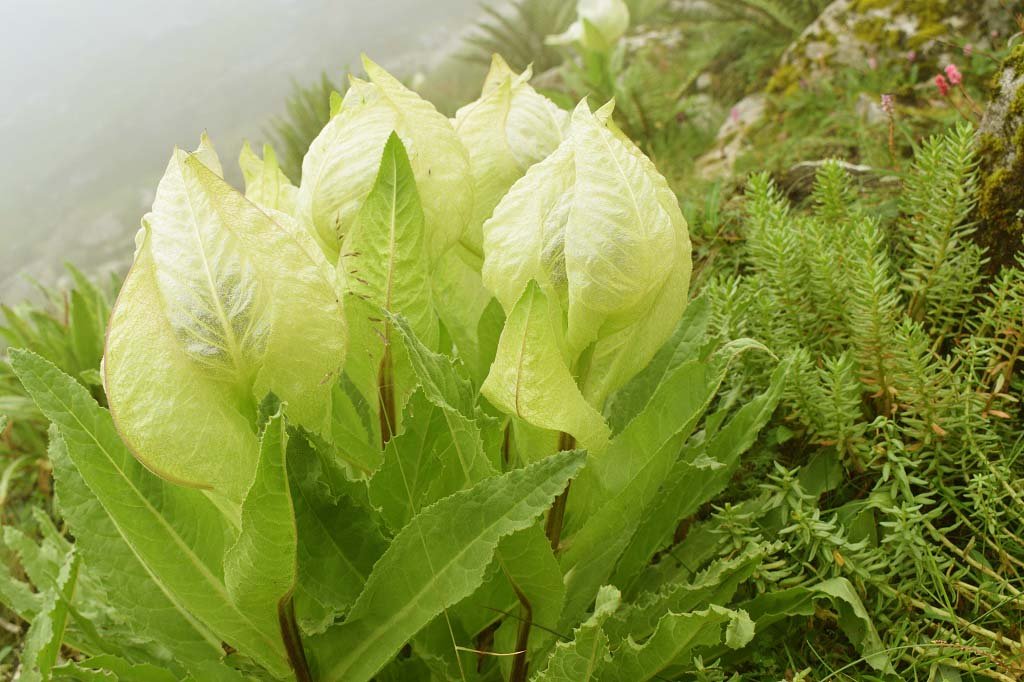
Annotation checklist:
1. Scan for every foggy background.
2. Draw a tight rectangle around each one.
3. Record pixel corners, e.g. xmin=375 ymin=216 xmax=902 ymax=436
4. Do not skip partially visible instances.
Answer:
xmin=0 ymin=0 xmax=482 ymax=301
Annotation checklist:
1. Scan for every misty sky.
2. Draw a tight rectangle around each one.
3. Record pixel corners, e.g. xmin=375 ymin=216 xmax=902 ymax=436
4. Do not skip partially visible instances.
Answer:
xmin=0 ymin=0 xmax=482 ymax=299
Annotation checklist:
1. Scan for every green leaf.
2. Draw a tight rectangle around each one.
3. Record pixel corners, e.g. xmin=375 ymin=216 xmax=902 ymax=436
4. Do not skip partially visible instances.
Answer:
xmin=67 ymin=288 xmax=104 ymax=373
xmin=52 ymin=655 xmax=180 ymax=682
xmin=737 ymin=578 xmax=890 ymax=672
xmin=532 ymin=585 xmax=620 ymax=682
xmin=605 ymin=606 xmax=753 ymax=682
xmin=340 ymin=133 xmax=439 ymax=423
xmin=310 ymin=449 xmax=587 ymax=682
xmin=566 ymin=342 xmax=766 ymax=620
xmin=369 ymin=391 xmax=449 ymax=532
xmin=389 ymin=313 xmax=499 ymax=487
xmin=498 ymin=524 xmax=566 ymax=655
xmin=604 ymin=293 xmax=710 ymax=433
xmin=103 ymin=137 xmax=345 ymax=503
xmin=482 ymin=281 xmax=610 ymax=453
xmin=559 ymin=356 xmax=729 ymax=627
xmin=223 ymin=410 xmax=297 ymax=646
xmin=288 ymin=434 xmax=386 ymax=634
xmin=20 ymin=548 xmax=79 ymax=681
xmin=613 ymin=354 xmax=790 ymax=585
xmin=11 ymin=350 xmax=291 ymax=677
xmin=47 ymin=431 xmax=221 ymax=671
xmin=609 ymin=546 xmax=765 ymax=642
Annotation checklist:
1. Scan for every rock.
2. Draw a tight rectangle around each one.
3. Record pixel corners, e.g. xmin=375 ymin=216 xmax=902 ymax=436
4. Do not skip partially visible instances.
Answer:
xmin=694 ymin=93 xmax=766 ymax=180
xmin=974 ymin=44 xmax=1024 ymax=271
xmin=767 ymin=0 xmax=1004 ymax=95
xmin=856 ymin=92 xmax=888 ymax=124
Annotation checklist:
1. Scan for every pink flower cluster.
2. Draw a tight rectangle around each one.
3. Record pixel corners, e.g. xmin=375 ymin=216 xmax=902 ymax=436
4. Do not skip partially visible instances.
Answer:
xmin=945 ymin=63 xmax=962 ymax=86
xmin=934 ymin=64 xmax=962 ymax=97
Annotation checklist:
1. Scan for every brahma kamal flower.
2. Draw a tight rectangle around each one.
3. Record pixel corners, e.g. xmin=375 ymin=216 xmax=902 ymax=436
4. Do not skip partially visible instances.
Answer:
xmin=547 ymin=0 xmax=630 ymax=52
xmin=480 ymin=100 xmax=692 ymax=452
xmin=296 ymin=55 xmax=472 ymax=265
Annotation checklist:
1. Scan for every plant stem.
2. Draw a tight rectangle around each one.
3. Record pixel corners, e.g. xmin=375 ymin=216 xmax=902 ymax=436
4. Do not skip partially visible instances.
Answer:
xmin=278 ymin=595 xmax=313 ymax=682
xmin=378 ymin=341 xmax=396 ymax=448
xmin=544 ymin=432 xmax=576 ymax=551
xmin=508 ymin=581 xmax=533 ymax=682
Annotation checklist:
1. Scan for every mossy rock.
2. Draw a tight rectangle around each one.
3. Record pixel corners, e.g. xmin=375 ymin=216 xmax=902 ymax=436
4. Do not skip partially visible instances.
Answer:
xmin=767 ymin=0 xmax=1006 ymax=95
xmin=974 ymin=44 xmax=1024 ymax=270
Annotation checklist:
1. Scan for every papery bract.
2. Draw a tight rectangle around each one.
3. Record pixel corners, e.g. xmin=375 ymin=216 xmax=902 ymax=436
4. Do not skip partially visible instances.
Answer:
xmin=481 ymin=100 xmax=691 ymax=441
xmin=453 ymin=54 xmax=569 ymax=258
xmin=239 ymin=141 xmax=298 ymax=214
xmin=297 ymin=56 xmax=472 ymax=263
xmin=104 ymin=136 xmax=346 ymax=503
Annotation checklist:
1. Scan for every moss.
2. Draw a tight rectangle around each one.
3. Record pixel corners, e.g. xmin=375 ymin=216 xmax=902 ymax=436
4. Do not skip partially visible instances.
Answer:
xmin=766 ymin=63 xmax=802 ymax=96
xmin=975 ymin=61 xmax=1024 ymax=270
xmin=907 ymin=22 xmax=948 ymax=48
xmin=1005 ymin=44 xmax=1024 ymax=74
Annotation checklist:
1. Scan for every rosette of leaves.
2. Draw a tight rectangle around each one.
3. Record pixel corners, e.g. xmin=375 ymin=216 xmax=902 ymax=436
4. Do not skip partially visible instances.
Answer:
xmin=480 ymin=100 xmax=692 ymax=452
xmin=103 ymin=136 xmax=346 ymax=505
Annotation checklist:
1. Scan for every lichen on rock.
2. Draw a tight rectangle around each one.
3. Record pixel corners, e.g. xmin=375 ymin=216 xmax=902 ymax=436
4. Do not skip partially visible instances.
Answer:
xmin=974 ymin=44 xmax=1024 ymax=270
xmin=768 ymin=0 xmax=1003 ymax=95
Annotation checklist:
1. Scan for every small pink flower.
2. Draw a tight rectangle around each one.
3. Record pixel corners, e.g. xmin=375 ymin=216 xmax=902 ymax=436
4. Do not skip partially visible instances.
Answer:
xmin=880 ymin=94 xmax=895 ymax=115
xmin=945 ymin=63 xmax=962 ymax=86
xmin=907 ymin=50 xmax=917 ymax=62
xmin=934 ymin=74 xmax=950 ymax=96
xmin=963 ymin=44 xmax=973 ymax=57
xmin=730 ymin=107 xmax=740 ymax=124
xmin=868 ymin=56 xmax=878 ymax=70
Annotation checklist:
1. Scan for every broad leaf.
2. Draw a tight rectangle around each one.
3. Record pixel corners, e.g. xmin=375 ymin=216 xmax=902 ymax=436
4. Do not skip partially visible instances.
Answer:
xmin=613 ymin=355 xmax=791 ymax=585
xmin=224 ymin=410 xmax=297 ymax=646
xmin=736 ymin=578 xmax=891 ymax=673
xmin=52 ymin=655 xmax=180 ymax=682
xmin=532 ymin=585 xmax=620 ymax=682
xmin=289 ymin=433 xmax=386 ymax=634
xmin=609 ymin=546 xmax=766 ymax=642
xmin=605 ymin=606 xmax=753 ymax=682
xmin=47 ymin=432 xmax=223 ymax=671
xmin=11 ymin=350 xmax=292 ymax=677
xmin=310 ymin=449 xmax=587 ymax=682
xmin=482 ymin=282 xmax=610 ymax=453
xmin=559 ymin=353 xmax=735 ymax=628
xmin=19 ymin=548 xmax=79 ymax=681
xmin=341 ymin=133 xmax=438 ymax=421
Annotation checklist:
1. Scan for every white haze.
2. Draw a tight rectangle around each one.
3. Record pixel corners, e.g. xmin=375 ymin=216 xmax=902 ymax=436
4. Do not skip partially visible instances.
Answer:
xmin=0 ymin=0 xmax=482 ymax=301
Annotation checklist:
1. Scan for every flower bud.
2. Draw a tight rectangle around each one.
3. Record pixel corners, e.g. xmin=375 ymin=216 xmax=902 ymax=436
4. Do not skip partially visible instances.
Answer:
xmin=297 ymin=56 xmax=472 ymax=263
xmin=547 ymin=0 xmax=630 ymax=52
xmin=453 ymin=55 xmax=569 ymax=258
xmin=481 ymin=101 xmax=691 ymax=444
xmin=104 ymin=136 xmax=346 ymax=503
